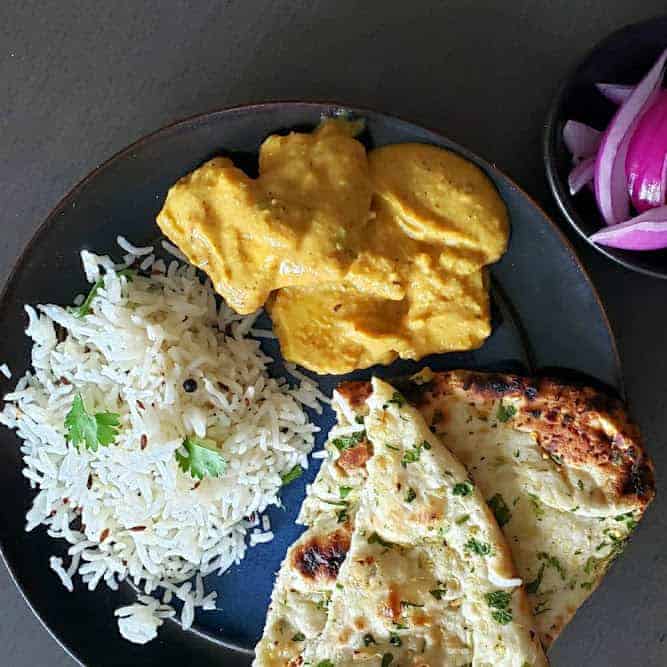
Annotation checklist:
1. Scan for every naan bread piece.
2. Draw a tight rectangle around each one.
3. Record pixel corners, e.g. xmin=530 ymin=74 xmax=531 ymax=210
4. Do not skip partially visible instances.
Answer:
xmin=306 ymin=378 xmax=547 ymax=667
xmin=337 ymin=370 xmax=655 ymax=648
xmin=254 ymin=394 xmax=370 ymax=667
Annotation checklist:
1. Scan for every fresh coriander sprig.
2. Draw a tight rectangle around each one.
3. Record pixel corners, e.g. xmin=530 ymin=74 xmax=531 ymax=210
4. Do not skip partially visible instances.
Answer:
xmin=69 ymin=279 xmax=103 ymax=318
xmin=487 ymin=493 xmax=512 ymax=527
xmin=331 ymin=430 xmax=366 ymax=451
xmin=281 ymin=464 xmax=303 ymax=486
xmin=69 ymin=269 xmax=135 ymax=318
xmin=176 ymin=436 xmax=227 ymax=480
xmin=485 ymin=590 xmax=513 ymax=625
xmin=64 ymin=394 xmax=120 ymax=451
xmin=497 ymin=401 xmax=517 ymax=422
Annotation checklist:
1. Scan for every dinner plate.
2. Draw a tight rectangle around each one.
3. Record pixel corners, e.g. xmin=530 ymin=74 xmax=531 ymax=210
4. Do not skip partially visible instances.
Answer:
xmin=0 ymin=102 xmax=621 ymax=666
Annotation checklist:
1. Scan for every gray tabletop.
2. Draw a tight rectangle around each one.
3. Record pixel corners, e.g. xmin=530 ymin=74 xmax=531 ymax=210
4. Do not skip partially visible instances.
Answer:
xmin=2 ymin=1 xmax=666 ymax=665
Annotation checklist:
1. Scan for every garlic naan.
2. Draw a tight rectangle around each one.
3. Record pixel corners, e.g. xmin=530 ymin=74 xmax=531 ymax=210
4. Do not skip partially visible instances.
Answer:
xmin=254 ymin=398 xmax=369 ymax=666
xmin=337 ymin=370 xmax=655 ymax=648
xmin=256 ymin=378 xmax=547 ymax=667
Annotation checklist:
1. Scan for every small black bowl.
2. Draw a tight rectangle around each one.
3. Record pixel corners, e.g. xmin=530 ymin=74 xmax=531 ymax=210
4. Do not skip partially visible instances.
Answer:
xmin=544 ymin=15 xmax=667 ymax=279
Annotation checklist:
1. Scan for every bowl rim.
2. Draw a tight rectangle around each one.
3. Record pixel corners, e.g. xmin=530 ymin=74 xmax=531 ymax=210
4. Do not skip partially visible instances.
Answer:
xmin=543 ymin=14 xmax=667 ymax=280
xmin=0 ymin=99 xmax=623 ymax=666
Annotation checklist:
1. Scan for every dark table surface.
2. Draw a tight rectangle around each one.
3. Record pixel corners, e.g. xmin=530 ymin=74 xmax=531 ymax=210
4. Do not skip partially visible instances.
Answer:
xmin=1 ymin=2 xmax=666 ymax=665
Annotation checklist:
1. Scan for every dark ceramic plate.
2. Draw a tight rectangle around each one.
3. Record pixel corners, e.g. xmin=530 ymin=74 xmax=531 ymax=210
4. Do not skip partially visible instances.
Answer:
xmin=0 ymin=102 xmax=621 ymax=666
xmin=544 ymin=15 xmax=667 ymax=279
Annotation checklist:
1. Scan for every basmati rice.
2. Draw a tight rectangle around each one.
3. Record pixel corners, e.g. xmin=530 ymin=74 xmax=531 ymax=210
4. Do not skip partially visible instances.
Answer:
xmin=0 ymin=240 xmax=325 ymax=644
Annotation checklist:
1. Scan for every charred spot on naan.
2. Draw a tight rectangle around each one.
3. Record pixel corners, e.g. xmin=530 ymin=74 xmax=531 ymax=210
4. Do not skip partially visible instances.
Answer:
xmin=511 ymin=377 xmax=655 ymax=508
xmin=460 ymin=372 xmax=538 ymax=401
xmin=387 ymin=370 xmax=655 ymax=509
xmin=335 ymin=380 xmax=372 ymax=411
xmin=338 ymin=371 xmax=654 ymax=509
xmin=336 ymin=440 xmax=373 ymax=474
xmin=292 ymin=529 xmax=351 ymax=582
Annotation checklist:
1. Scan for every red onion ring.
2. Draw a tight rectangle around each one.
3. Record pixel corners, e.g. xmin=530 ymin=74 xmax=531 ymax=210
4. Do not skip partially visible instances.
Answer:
xmin=563 ymin=121 xmax=600 ymax=162
xmin=625 ymin=90 xmax=667 ymax=212
xmin=590 ymin=204 xmax=667 ymax=250
xmin=568 ymin=156 xmax=595 ymax=195
xmin=594 ymin=48 xmax=667 ymax=225
xmin=596 ymin=83 xmax=634 ymax=105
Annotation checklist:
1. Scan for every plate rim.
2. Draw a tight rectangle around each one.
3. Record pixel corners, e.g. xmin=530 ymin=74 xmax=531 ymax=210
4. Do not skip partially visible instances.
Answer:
xmin=0 ymin=99 xmax=623 ymax=666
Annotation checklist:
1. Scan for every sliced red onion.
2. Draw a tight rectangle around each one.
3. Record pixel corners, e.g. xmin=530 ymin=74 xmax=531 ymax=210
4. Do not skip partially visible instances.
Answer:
xmin=568 ymin=156 xmax=595 ymax=195
xmin=590 ymin=205 xmax=667 ymax=250
xmin=563 ymin=120 xmax=601 ymax=161
xmin=594 ymin=48 xmax=667 ymax=225
xmin=596 ymin=83 xmax=635 ymax=105
xmin=625 ymin=90 xmax=667 ymax=212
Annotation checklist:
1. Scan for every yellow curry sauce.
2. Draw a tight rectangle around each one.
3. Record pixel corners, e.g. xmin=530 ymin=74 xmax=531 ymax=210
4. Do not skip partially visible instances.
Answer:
xmin=157 ymin=120 xmax=509 ymax=374
xmin=157 ymin=119 xmax=372 ymax=314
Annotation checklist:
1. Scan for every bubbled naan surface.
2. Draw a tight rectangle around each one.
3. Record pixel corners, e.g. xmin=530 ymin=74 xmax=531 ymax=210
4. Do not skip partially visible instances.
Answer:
xmin=305 ymin=379 xmax=546 ymax=667
xmin=336 ymin=370 xmax=655 ymax=648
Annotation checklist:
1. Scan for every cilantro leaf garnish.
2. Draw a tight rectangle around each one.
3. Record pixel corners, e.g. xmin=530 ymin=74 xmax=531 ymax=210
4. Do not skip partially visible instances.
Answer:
xmin=400 ymin=600 xmax=424 ymax=609
xmin=401 ymin=441 xmax=430 ymax=467
xmin=429 ymin=588 xmax=447 ymax=600
xmin=465 ymin=537 xmax=492 ymax=556
xmin=291 ymin=632 xmax=305 ymax=642
xmin=485 ymin=590 xmax=513 ymax=625
xmin=525 ymin=563 xmax=545 ymax=594
xmin=281 ymin=464 xmax=303 ymax=486
xmin=614 ymin=511 xmax=638 ymax=531
xmin=491 ymin=608 xmax=513 ymax=624
xmin=95 ymin=411 xmax=122 ymax=446
xmin=315 ymin=594 xmax=330 ymax=611
xmin=486 ymin=590 xmax=511 ymax=608
xmin=497 ymin=402 xmax=517 ymax=422
xmin=176 ymin=436 xmax=227 ymax=480
xmin=383 ymin=391 xmax=405 ymax=409
xmin=537 ymin=551 xmax=566 ymax=579
xmin=405 ymin=487 xmax=417 ymax=503
xmin=69 ymin=278 xmax=103 ymax=318
xmin=401 ymin=448 xmax=421 ymax=466
xmin=452 ymin=481 xmax=474 ymax=496
xmin=487 ymin=493 xmax=512 ymax=527
xmin=339 ymin=485 xmax=353 ymax=499
xmin=69 ymin=270 xmax=135 ymax=318
xmin=527 ymin=492 xmax=545 ymax=519
xmin=64 ymin=394 xmax=120 ymax=451
xmin=331 ymin=430 xmax=366 ymax=451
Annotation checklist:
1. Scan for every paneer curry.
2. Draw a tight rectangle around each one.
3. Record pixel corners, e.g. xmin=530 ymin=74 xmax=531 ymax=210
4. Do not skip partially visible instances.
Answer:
xmin=157 ymin=118 xmax=509 ymax=374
